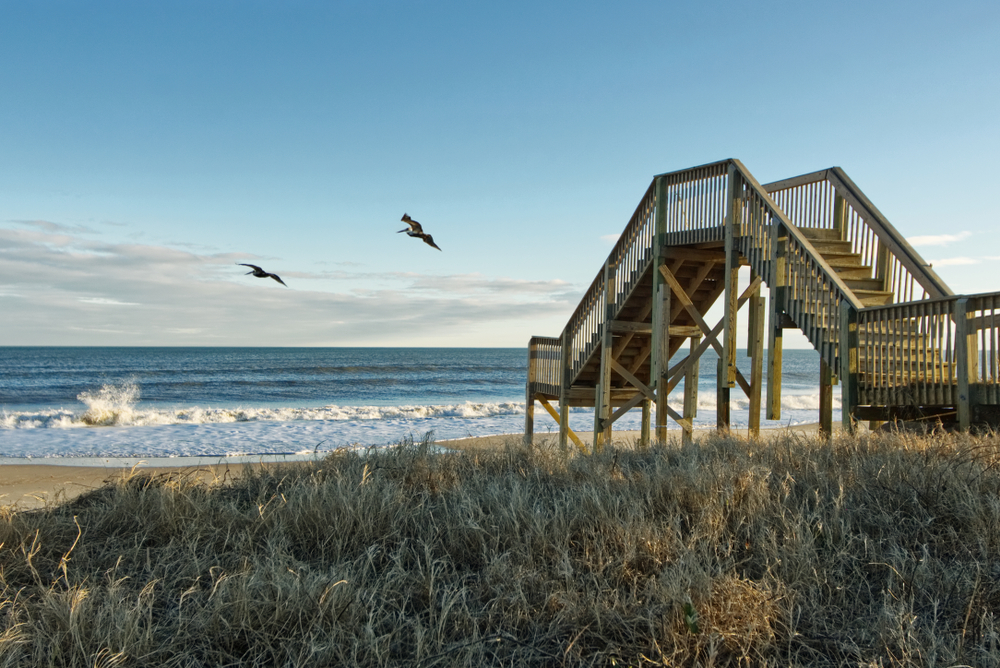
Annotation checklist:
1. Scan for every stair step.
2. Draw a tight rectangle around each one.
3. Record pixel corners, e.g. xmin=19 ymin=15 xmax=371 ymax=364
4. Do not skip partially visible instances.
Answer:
xmin=844 ymin=278 xmax=887 ymax=292
xmin=799 ymin=227 xmax=843 ymax=241
xmin=855 ymin=290 xmax=894 ymax=306
xmin=806 ymin=239 xmax=854 ymax=254
xmin=833 ymin=266 xmax=875 ymax=280
xmin=821 ymin=252 xmax=865 ymax=268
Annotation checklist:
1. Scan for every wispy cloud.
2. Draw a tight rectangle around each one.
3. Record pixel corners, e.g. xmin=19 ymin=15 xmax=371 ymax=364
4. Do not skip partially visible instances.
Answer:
xmin=908 ymin=231 xmax=971 ymax=246
xmin=0 ymin=224 xmax=576 ymax=346
xmin=600 ymin=234 xmax=620 ymax=245
xmin=9 ymin=219 xmax=97 ymax=235
xmin=78 ymin=297 xmax=141 ymax=306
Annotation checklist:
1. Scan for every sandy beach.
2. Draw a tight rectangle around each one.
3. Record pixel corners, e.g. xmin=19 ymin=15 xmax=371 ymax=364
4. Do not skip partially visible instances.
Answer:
xmin=0 ymin=424 xmax=823 ymax=510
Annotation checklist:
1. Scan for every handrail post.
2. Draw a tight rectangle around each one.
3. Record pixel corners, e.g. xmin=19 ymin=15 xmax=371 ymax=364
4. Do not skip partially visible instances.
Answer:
xmin=524 ymin=339 xmax=536 ymax=447
xmin=832 ymin=192 xmax=846 ymax=241
xmin=558 ymin=328 xmax=571 ymax=456
xmin=955 ymin=298 xmax=973 ymax=430
xmin=719 ymin=163 xmax=741 ymax=432
xmin=839 ymin=300 xmax=859 ymax=433
xmin=594 ymin=260 xmax=615 ymax=452
xmin=767 ymin=221 xmax=786 ymax=420
xmin=650 ymin=176 xmax=669 ymax=442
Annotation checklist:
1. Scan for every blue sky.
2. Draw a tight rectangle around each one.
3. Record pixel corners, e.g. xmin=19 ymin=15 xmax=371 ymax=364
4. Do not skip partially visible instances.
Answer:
xmin=1 ymin=0 xmax=997 ymax=347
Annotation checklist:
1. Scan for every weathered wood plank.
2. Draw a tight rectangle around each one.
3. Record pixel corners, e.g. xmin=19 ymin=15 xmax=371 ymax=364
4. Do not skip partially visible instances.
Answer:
xmin=749 ymin=284 xmax=764 ymax=437
xmin=537 ymin=396 xmax=588 ymax=455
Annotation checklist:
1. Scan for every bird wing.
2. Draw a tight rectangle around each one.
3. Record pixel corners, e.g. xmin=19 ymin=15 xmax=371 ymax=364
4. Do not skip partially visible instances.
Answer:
xmin=238 ymin=263 xmax=263 ymax=271
xmin=421 ymin=234 xmax=442 ymax=251
xmin=269 ymin=273 xmax=288 ymax=287
xmin=400 ymin=214 xmax=423 ymax=233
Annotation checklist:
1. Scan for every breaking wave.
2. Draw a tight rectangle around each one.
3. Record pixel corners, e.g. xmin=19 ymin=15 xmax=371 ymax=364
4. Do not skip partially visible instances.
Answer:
xmin=0 ymin=381 xmax=528 ymax=429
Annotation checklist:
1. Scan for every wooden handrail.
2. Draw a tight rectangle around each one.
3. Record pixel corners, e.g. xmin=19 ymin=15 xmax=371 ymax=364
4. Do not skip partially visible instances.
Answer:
xmin=763 ymin=167 xmax=952 ymax=301
xmin=826 ymin=167 xmax=952 ymax=298
xmin=733 ymin=160 xmax=865 ymax=310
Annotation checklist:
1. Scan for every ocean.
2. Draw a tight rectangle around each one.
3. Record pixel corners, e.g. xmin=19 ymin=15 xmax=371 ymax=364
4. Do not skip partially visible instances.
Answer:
xmin=0 ymin=347 xmax=836 ymax=461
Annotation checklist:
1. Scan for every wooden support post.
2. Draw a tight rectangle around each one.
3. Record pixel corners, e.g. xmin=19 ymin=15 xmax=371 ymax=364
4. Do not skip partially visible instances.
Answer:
xmin=640 ymin=399 xmax=651 ymax=448
xmin=650 ymin=176 xmax=669 ymax=444
xmin=718 ymin=163 xmax=741 ymax=433
xmin=594 ymin=261 xmax=615 ymax=452
xmin=651 ymin=281 xmax=671 ymax=442
xmin=839 ymin=300 xmax=859 ymax=434
xmin=717 ymin=357 xmax=730 ymax=432
xmin=524 ymin=387 xmax=535 ymax=447
xmin=722 ymin=164 xmax=741 ymax=390
xmin=819 ymin=357 xmax=834 ymax=439
xmin=749 ymin=278 xmax=764 ymax=437
xmin=767 ymin=232 xmax=787 ymax=420
xmin=955 ymin=298 xmax=974 ymax=430
xmin=683 ymin=334 xmax=700 ymax=445
xmin=524 ymin=343 xmax=535 ymax=447
xmin=558 ymin=329 xmax=571 ymax=456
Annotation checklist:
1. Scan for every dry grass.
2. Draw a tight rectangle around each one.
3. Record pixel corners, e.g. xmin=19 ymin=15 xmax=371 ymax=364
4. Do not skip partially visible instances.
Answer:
xmin=2 ymin=429 xmax=1000 ymax=666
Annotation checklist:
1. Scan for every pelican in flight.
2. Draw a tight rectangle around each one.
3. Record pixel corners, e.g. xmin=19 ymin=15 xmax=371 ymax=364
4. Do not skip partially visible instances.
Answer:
xmin=398 ymin=213 xmax=442 ymax=251
xmin=237 ymin=263 xmax=288 ymax=287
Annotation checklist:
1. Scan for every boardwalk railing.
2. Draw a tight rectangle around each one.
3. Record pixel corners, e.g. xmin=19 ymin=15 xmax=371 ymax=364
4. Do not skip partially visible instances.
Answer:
xmin=765 ymin=168 xmax=952 ymax=302
xmin=733 ymin=162 xmax=864 ymax=370
xmin=526 ymin=336 xmax=562 ymax=397
xmin=856 ymin=292 xmax=1000 ymax=416
xmin=564 ymin=182 xmax=657 ymax=380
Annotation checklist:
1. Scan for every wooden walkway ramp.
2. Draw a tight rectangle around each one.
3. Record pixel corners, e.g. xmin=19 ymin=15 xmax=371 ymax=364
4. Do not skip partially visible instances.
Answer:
xmin=525 ymin=159 xmax=1000 ymax=451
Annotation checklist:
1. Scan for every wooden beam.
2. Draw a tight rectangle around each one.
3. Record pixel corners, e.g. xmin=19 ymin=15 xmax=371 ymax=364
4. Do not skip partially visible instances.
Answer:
xmin=839 ymin=300 xmax=859 ymax=433
xmin=604 ymin=391 xmax=647 ymax=430
xmin=537 ymin=396 xmax=588 ymax=455
xmin=670 ymin=326 xmax=703 ymax=338
xmin=611 ymin=301 xmax=653 ymax=359
xmin=819 ymin=357 xmax=834 ymax=439
xmin=524 ymin=344 xmax=536 ymax=446
xmin=955 ymin=298 xmax=973 ymax=430
xmin=668 ymin=259 xmax=717 ymax=324
xmin=767 ymin=232 xmax=786 ymax=420
xmin=605 ymin=325 xmax=702 ymax=338
xmin=661 ymin=247 xmax=727 ymax=262
xmin=652 ymin=280 xmax=671 ymax=442
xmin=594 ymin=261 xmax=615 ymax=452
xmin=683 ymin=334 xmax=700 ymax=445
xmin=722 ymin=164 xmax=741 ymax=391
xmin=659 ymin=265 xmax=721 ymax=354
xmin=662 ymin=402 xmax=692 ymax=432
xmin=717 ymin=357 xmax=729 ymax=431
xmin=610 ymin=358 xmax=656 ymax=402
xmin=559 ymin=329 xmax=571 ymax=455
xmin=609 ymin=320 xmax=652 ymax=334
xmin=640 ymin=399 xmax=650 ymax=449
xmin=663 ymin=275 xmax=763 ymax=392
xmin=749 ymin=276 xmax=764 ymax=437
xmin=627 ymin=338 xmax=654 ymax=377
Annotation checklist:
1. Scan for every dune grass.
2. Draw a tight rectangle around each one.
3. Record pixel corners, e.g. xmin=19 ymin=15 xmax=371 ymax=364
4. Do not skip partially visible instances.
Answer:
xmin=2 ymin=429 xmax=1000 ymax=666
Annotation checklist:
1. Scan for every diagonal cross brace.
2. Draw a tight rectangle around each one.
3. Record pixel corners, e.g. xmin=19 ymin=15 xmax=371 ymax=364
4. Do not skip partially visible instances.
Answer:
xmin=657 ymin=271 xmax=763 ymax=400
xmin=535 ymin=395 xmax=588 ymax=455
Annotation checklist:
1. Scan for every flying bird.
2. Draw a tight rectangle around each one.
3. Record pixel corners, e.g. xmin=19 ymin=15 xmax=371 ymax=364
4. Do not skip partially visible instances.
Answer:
xmin=398 ymin=213 xmax=442 ymax=251
xmin=237 ymin=263 xmax=288 ymax=287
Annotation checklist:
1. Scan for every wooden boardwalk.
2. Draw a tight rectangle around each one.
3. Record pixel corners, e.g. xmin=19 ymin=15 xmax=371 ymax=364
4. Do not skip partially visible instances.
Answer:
xmin=525 ymin=159 xmax=1000 ymax=451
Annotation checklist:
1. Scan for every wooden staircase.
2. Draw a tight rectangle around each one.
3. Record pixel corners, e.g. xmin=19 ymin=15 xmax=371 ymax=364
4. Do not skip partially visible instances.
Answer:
xmin=798 ymin=228 xmax=893 ymax=307
xmin=525 ymin=160 xmax=1000 ymax=452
